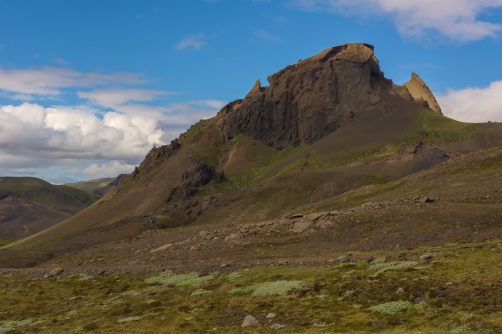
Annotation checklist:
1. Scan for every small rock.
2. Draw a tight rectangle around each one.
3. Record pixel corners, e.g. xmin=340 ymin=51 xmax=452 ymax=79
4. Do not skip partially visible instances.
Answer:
xmin=242 ymin=315 xmax=259 ymax=327
xmin=338 ymin=255 xmax=350 ymax=263
xmin=418 ymin=197 xmax=431 ymax=203
xmin=288 ymin=214 xmax=304 ymax=219
xmin=49 ymin=267 xmax=63 ymax=277
xmin=221 ymin=263 xmax=229 ymax=267
xmin=266 ymin=313 xmax=276 ymax=319
xmin=329 ymin=210 xmax=340 ymax=215
xmin=420 ymin=254 xmax=432 ymax=261
xmin=189 ymin=246 xmax=198 ymax=251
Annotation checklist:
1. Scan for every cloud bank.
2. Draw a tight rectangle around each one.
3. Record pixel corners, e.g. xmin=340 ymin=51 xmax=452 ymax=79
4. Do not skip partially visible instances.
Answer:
xmin=438 ymin=80 xmax=502 ymax=123
xmin=0 ymin=66 xmax=144 ymax=98
xmin=290 ymin=0 xmax=502 ymax=41
xmin=0 ymin=65 xmax=226 ymax=183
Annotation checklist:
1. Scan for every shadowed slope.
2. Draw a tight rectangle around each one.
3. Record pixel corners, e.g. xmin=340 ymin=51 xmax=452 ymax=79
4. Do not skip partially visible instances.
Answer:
xmin=0 ymin=177 xmax=100 ymax=240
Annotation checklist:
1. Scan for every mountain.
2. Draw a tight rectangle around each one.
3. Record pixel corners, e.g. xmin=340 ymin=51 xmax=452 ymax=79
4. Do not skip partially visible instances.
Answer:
xmin=92 ymin=174 xmax=129 ymax=196
xmin=63 ymin=177 xmax=116 ymax=194
xmin=0 ymin=177 xmax=99 ymax=242
xmin=3 ymin=43 xmax=502 ymax=266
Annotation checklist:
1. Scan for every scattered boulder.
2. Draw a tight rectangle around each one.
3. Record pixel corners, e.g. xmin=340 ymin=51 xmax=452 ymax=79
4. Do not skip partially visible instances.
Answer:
xmin=292 ymin=221 xmax=313 ymax=233
xmin=266 ymin=313 xmax=276 ymax=319
xmin=242 ymin=315 xmax=259 ymax=327
xmin=46 ymin=267 xmax=63 ymax=278
xmin=338 ymin=255 xmax=350 ymax=263
xmin=418 ymin=196 xmax=431 ymax=203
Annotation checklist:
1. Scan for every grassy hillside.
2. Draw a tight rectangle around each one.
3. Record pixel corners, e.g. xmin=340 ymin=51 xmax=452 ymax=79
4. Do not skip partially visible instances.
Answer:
xmin=0 ymin=177 xmax=99 ymax=214
xmin=0 ymin=177 xmax=100 ymax=240
xmin=62 ymin=178 xmax=115 ymax=194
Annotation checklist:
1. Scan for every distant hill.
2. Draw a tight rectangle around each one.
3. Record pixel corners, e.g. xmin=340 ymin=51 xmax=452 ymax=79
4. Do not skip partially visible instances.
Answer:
xmin=63 ymin=178 xmax=115 ymax=194
xmin=0 ymin=177 xmax=99 ymax=241
xmin=93 ymin=174 xmax=129 ymax=196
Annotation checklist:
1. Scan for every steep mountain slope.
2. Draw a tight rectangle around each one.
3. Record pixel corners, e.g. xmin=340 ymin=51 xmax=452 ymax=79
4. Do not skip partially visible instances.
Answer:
xmin=0 ymin=177 xmax=99 ymax=240
xmin=3 ymin=43 xmax=502 ymax=266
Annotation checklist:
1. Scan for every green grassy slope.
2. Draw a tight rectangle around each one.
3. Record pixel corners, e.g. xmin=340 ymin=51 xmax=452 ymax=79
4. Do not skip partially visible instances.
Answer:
xmin=0 ymin=177 xmax=99 ymax=214
xmin=62 ymin=178 xmax=115 ymax=194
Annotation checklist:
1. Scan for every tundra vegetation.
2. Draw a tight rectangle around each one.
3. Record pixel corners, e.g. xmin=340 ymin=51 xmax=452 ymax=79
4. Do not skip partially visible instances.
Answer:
xmin=1 ymin=242 xmax=502 ymax=333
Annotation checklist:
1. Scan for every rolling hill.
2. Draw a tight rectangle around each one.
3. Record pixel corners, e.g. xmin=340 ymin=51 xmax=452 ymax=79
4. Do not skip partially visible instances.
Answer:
xmin=0 ymin=177 xmax=99 ymax=242
xmin=62 ymin=177 xmax=116 ymax=194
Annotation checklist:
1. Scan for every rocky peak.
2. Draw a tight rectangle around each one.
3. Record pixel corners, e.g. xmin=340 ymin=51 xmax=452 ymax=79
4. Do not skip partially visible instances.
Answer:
xmin=220 ymin=43 xmax=439 ymax=150
xmin=403 ymin=72 xmax=442 ymax=115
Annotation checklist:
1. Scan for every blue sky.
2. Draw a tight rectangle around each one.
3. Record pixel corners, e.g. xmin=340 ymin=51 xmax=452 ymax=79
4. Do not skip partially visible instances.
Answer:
xmin=0 ymin=0 xmax=501 ymax=183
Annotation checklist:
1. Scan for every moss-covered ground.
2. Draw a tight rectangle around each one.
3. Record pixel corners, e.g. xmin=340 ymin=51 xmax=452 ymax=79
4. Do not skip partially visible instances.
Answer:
xmin=2 ymin=242 xmax=502 ymax=333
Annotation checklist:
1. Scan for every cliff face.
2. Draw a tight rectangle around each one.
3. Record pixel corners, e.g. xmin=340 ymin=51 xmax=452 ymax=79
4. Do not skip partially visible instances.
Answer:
xmin=220 ymin=43 xmax=441 ymax=149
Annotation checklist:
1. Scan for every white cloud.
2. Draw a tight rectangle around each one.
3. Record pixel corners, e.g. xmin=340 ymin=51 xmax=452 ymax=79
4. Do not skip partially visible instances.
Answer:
xmin=52 ymin=57 xmax=68 ymax=65
xmin=438 ymin=80 xmax=502 ymax=123
xmin=254 ymin=29 xmax=283 ymax=42
xmin=0 ymin=103 xmax=163 ymax=160
xmin=175 ymin=34 xmax=206 ymax=50
xmin=83 ymin=160 xmax=136 ymax=178
xmin=0 ymin=66 xmax=145 ymax=97
xmin=289 ymin=0 xmax=502 ymax=41
xmin=0 ymin=96 xmax=226 ymax=182
xmin=77 ymin=89 xmax=177 ymax=107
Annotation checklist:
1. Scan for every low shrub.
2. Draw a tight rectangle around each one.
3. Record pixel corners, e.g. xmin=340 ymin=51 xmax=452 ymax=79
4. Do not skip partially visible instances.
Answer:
xmin=369 ymin=301 xmax=413 ymax=315
xmin=117 ymin=316 xmax=142 ymax=324
xmin=145 ymin=271 xmax=219 ymax=287
xmin=229 ymin=280 xmax=303 ymax=296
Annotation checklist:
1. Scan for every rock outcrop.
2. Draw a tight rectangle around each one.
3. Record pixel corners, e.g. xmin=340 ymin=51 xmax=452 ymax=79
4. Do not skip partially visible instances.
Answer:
xmin=220 ymin=43 xmax=442 ymax=149
xmin=403 ymin=72 xmax=442 ymax=114
xmin=169 ymin=162 xmax=225 ymax=201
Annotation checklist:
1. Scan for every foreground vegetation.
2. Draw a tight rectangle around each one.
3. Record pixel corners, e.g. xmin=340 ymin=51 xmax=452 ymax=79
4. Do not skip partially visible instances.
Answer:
xmin=2 ymin=241 xmax=502 ymax=333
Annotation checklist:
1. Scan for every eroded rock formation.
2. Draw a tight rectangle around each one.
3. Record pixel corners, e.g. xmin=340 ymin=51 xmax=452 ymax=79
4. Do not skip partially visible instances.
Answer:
xmin=220 ymin=43 xmax=442 ymax=149
xmin=403 ymin=72 xmax=442 ymax=114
